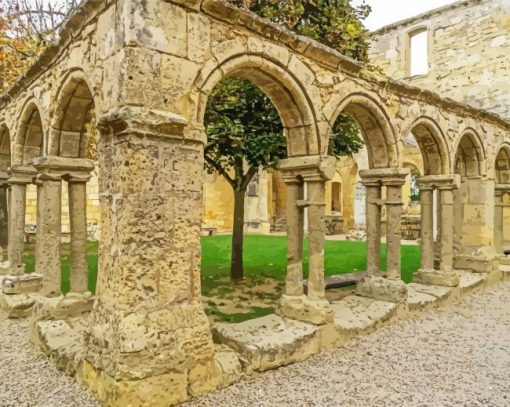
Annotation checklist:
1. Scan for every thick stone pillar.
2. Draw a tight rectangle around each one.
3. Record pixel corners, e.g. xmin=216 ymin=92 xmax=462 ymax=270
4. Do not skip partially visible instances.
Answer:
xmin=383 ymin=175 xmax=406 ymax=280
xmin=414 ymin=175 xmax=460 ymax=287
xmin=454 ymin=177 xmax=498 ymax=273
xmin=68 ymin=174 xmax=92 ymax=293
xmin=82 ymin=107 xmax=215 ymax=406
xmin=277 ymin=156 xmax=336 ymax=325
xmin=34 ymin=172 xmax=63 ymax=296
xmin=356 ymin=168 xmax=409 ymax=304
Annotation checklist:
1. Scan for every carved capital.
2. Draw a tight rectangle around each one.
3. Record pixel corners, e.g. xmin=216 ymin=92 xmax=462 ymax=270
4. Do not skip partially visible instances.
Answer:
xmin=278 ymin=155 xmax=336 ymax=182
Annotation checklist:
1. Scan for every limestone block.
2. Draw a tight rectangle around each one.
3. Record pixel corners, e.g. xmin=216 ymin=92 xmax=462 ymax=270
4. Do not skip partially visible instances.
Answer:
xmin=32 ymin=318 xmax=87 ymax=376
xmin=2 ymin=273 xmax=43 ymax=294
xmin=500 ymin=264 xmax=510 ymax=281
xmin=212 ymin=314 xmax=319 ymax=372
xmin=278 ymin=295 xmax=334 ymax=325
xmin=331 ymin=295 xmax=398 ymax=337
xmin=355 ymin=277 xmax=408 ymax=303
xmin=31 ymin=292 xmax=94 ymax=322
xmin=413 ymin=270 xmax=460 ymax=287
xmin=407 ymin=283 xmax=452 ymax=300
xmin=0 ymin=293 xmax=44 ymax=318
xmin=406 ymin=286 xmax=440 ymax=310
xmin=457 ymin=270 xmax=487 ymax=291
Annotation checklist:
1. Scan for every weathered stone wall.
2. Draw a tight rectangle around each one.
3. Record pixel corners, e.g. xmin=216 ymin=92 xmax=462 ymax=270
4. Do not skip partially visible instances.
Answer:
xmin=369 ymin=0 xmax=510 ymax=119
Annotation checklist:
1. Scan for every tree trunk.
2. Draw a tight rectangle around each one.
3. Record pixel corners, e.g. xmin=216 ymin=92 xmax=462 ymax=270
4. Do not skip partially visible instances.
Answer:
xmin=231 ymin=188 xmax=246 ymax=282
xmin=0 ymin=187 xmax=8 ymax=253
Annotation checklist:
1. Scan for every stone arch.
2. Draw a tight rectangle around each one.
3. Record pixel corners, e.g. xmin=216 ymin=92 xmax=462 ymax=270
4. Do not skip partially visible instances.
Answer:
xmin=402 ymin=116 xmax=449 ymax=175
xmin=14 ymin=99 xmax=45 ymax=166
xmin=49 ymin=70 xmax=96 ymax=158
xmin=495 ymin=143 xmax=510 ymax=184
xmin=454 ymin=129 xmax=486 ymax=177
xmin=327 ymin=93 xmax=400 ymax=169
xmin=0 ymin=123 xmax=10 ymax=170
xmin=193 ymin=53 xmax=320 ymax=157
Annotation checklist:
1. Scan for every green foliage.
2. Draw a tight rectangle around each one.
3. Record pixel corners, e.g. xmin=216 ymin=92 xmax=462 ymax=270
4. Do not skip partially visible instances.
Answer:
xmin=229 ymin=0 xmax=372 ymax=62
xmin=329 ymin=114 xmax=364 ymax=156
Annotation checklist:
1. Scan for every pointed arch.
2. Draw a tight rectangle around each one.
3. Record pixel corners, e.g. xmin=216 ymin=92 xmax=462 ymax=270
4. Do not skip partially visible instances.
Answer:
xmin=495 ymin=143 xmax=510 ymax=184
xmin=454 ymin=128 xmax=486 ymax=177
xmin=14 ymin=99 xmax=44 ymax=166
xmin=0 ymin=123 xmax=10 ymax=171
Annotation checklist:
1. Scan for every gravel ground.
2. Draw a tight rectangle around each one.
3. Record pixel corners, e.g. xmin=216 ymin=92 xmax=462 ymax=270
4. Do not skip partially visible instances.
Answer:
xmin=0 ymin=318 xmax=99 ymax=407
xmin=188 ymin=281 xmax=510 ymax=407
xmin=1 ymin=282 xmax=509 ymax=407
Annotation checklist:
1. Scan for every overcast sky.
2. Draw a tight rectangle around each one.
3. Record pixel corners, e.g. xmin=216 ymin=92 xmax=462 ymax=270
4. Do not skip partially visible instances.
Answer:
xmin=352 ymin=0 xmax=459 ymax=31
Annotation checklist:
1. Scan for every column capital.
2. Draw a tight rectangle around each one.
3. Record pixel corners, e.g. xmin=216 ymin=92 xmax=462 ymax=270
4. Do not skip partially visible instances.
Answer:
xmin=33 ymin=156 xmax=95 ymax=179
xmin=8 ymin=165 xmax=37 ymax=185
xmin=495 ymin=183 xmax=510 ymax=195
xmin=278 ymin=155 xmax=336 ymax=182
xmin=98 ymin=106 xmax=197 ymax=141
xmin=419 ymin=174 xmax=460 ymax=190
xmin=360 ymin=168 xmax=409 ymax=187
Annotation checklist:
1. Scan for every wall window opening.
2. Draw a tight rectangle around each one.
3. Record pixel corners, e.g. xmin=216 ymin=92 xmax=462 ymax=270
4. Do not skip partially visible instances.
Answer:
xmin=409 ymin=29 xmax=428 ymax=76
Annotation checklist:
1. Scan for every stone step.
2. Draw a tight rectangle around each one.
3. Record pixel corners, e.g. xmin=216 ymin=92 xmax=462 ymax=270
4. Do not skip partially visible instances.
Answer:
xmin=331 ymin=295 xmax=398 ymax=338
xmin=406 ymin=285 xmax=441 ymax=310
xmin=407 ymin=283 xmax=453 ymax=300
xmin=457 ymin=270 xmax=487 ymax=290
xmin=212 ymin=314 xmax=319 ymax=372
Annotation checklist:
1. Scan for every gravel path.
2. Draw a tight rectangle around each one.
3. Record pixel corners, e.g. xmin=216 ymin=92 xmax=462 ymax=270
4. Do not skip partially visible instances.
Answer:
xmin=0 ymin=318 xmax=99 ymax=407
xmin=1 ymin=282 xmax=509 ymax=406
xmin=188 ymin=281 xmax=510 ymax=407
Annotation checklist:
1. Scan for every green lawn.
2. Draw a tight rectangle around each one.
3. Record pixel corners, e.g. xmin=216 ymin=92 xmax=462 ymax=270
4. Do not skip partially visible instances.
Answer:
xmin=22 ymin=235 xmax=421 ymax=295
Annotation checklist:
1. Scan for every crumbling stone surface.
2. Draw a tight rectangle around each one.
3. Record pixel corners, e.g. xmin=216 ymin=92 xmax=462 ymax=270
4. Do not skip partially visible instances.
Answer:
xmin=31 ymin=292 xmax=94 ymax=322
xmin=413 ymin=270 xmax=460 ymax=287
xmin=212 ymin=314 xmax=319 ymax=372
xmin=2 ymin=273 xmax=43 ymax=294
xmin=355 ymin=277 xmax=408 ymax=303
xmin=0 ymin=292 xmax=44 ymax=318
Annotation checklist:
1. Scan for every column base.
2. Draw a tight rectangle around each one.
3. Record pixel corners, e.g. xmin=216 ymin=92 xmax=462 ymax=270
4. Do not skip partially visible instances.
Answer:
xmin=278 ymin=295 xmax=333 ymax=325
xmin=413 ymin=269 xmax=460 ymax=287
xmin=355 ymin=276 xmax=408 ymax=303
xmin=2 ymin=273 xmax=43 ymax=294
xmin=454 ymin=251 xmax=499 ymax=273
xmin=498 ymin=255 xmax=510 ymax=266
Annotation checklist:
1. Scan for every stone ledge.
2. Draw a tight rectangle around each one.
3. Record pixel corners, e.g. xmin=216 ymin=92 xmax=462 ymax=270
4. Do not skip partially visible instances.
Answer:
xmin=457 ymin=270 xmax=487 ymax=291
xmin=406 ymin=286 xmax=441 ymax=310
xmin=413 ymin=270 xmax=460 ymax=287
xmin=2 ymin=273 xmax=43 ymax=294
xmin=407 ymin=283 xmax=452 ymax=300
xmin=0 ymin=292 xmax=45 ymax=318
xmin=278 ymin=295 xmax=333 ymax=325
xmin=331 ymin=295 xmax=398 ymax=338
xmin=212 ymin=314 xmax=319 ymax=372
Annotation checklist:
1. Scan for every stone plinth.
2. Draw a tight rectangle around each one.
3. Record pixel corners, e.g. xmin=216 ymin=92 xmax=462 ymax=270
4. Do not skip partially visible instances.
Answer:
xmin=278 ymin=294 xmax=333 ymax=325
xmin=355 ymin=276 xmax=408 ymax=303
xmin=2 ymin=273 xmax=43 ymax=294
xmin=413 ymin=270 xmax=460 ymax=287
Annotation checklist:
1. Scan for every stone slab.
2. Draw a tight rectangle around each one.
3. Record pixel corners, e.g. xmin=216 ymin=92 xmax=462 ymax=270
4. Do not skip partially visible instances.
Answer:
xmin=355 ymin=276 xmax=408 ymax=303
xmin=407 ymin=283 xmax=452 ymax=300
xmin=0 ymin=292 xmax=45 ymax=318
xmin=304 ymin=272 xmax=367 ymax=291
xmin=32 ymin=317 xmax=87 ymax=376
xmin=331 ymin=295 xmax=398 ymax=335
xmin=457 ymin=270 xmax=487 ymax=290
xmin=2 ymin=273 xmax=43 ymax=294
xmin=406 ymin=286 xmax=440 ymax=310
xmin=31 ymin=292 xmax=94 ymax=322
xmin=212 ymin=314 xmax=319 ymax=372
xmin=412 ymin=270 xmax=459 ymax=287
xmin=500 ymin=264 xmax=510 ymax=281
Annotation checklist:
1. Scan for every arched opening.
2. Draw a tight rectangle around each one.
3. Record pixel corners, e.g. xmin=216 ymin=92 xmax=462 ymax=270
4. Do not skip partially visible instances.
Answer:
xmin=15 ymin=101 xmax=44 ymax=166
xmin=331 ymin=181 xmax=342 ymax=213
xmin=454 ymin=131 xmax=484 ymax=177
xmin=494 ymin=145 xmax=510 ymax=254
xmin=48 ymin=72 xmax=98 ymax=294
xmin=495 ymin=146 xmax=510 ymax=184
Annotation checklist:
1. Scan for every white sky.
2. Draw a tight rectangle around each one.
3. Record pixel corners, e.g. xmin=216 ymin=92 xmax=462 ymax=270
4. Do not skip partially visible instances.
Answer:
xmin=352 ymin=0 xmax=459 ymax=31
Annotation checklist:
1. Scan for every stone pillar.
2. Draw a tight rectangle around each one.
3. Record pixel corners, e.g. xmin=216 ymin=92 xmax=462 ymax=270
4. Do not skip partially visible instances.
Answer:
xmin=68 ymin=174 xmax=92 ymax=293
xmin=34 ymin=172 xmax=63 ymax=296
xmin=414 ymin=175 xmax=460 ymax=287
xmin=4 ymin=167 xmax=35 ymax=275
xmin=494 ymin=188 xmax=505 ymax=255
xmin=277 ymin=155 xmax=336 ymax=325
xmin=418 ymin=183 xmax=434 ymax=272
xmin=356 ymin=168 xmax=409 ymax=304
xmin=0 ymin=173 xmax=9 ymax=255
xmin=257 ymin=168 xmax=271 ymax=235
xmin=454 ymin=177 xmax=498 ymax=273
xmin=362 ymin=178 xmax=382 ymax=278
xmin=280 ymin=174 xmax=304 ymax=297
xmin=82 ymin=107 xmax=215 ymax=406
xmin=383 ymin=175 xmax=406 ymax=281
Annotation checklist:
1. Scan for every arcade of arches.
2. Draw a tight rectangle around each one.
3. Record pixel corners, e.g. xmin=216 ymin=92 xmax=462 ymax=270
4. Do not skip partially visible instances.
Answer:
xmin=0 ymin=1 xmax=509 ymax=405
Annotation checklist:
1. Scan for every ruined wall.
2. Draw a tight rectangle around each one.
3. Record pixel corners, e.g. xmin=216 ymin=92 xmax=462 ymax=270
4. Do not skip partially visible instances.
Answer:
xmin=369 ymin=0 xmax=510 ymax=119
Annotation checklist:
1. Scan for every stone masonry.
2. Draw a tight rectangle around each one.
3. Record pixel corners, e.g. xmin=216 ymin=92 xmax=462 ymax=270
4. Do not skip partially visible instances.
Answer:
xmin=0 ymin=0 xmax=509 ymax=405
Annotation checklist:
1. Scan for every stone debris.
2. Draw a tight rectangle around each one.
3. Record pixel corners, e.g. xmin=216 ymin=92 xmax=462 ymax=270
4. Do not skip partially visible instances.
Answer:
xmin=212 ymin=314 xmax=319 ymax=372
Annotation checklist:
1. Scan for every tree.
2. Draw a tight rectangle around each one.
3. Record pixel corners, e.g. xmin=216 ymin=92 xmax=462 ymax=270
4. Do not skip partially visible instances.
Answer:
xmin=207 ymin=0 xmax=371 ymax=282
xmin=0 ymin=0 xmax=80 ymax=91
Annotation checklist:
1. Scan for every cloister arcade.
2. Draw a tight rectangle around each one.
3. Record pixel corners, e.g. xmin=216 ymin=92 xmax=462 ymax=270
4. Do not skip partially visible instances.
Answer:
xmin=0 ymin=0 xmax=509 ymax=405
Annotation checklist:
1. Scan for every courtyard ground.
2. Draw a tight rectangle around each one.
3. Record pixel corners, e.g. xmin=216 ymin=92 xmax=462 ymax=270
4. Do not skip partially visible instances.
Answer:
xmin=21 ymin=235 xmax=421 ymax=322
xmin=1 ymin=280 xmax=508 ymax=406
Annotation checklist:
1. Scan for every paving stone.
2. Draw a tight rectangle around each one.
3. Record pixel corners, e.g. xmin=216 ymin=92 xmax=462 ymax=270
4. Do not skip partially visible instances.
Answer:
xmin=212 ymin=314 xmax=319 ymax=372
xmin=407 ymin=283 xmax=452 ymax=300
xmin=457 ymin=270 xmax=487 ymax=290
xmin=406 ymin=286 xmax=439 ymax=310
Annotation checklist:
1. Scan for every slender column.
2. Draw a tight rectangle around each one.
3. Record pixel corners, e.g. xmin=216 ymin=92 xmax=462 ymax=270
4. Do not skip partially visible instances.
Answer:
xmin=306 ymin=178 xmax=327 ymax=300
xmin=68 ymin=174 xmax=91 ymax=293
xmin=35 ymin=173 xmax=62 ymax=296
xmin=418 ymin=184 xmax=435 ymax=272
xmin=362 ymin=178 xmax=382 ymax=277
xmin=282 ymin=175 xmax=304 ymax=296
xmin=439 ymin=184 xmax=455 ymax=272
xmin=383 ymin=177 xmax=406 ymax=280
xmin=7 ymin=180 xmax=29 ymax=275
xmin=494 ymin=188 xmax=505 ymax=255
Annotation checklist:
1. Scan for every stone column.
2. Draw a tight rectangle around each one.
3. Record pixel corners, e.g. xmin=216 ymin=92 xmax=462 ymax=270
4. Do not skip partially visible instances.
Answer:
xmin=356 ymin=168 xmax=409 ymax=304
xmin=280 ymin=174 xmax=304 ymax=297
xmin=276 ymin=155 xmax=336 ymax=325
xmin=414 ymin=175 xmax=460 ymax=287
xmin=362 ymin=177 xmax=382 ymax=278
xmin=83 ymin=107 xmax=216 ymax=406
xmin=418 ymin=183 xmax=435 ymax=272
xmin=494 ymin=187 xmax=505 ymax=255
xmin=383 ymin=175 xmax=406 ymax=281
xmin=68 ymin=174 xmax=92 ymax=293
xmin=0 ymin=173 xmax=9 ymax=255
xmin=34 ymin=172 xmax=63 ymax=296
xmin=257 ymin=168 xmax=271 ymax=235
